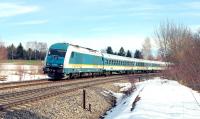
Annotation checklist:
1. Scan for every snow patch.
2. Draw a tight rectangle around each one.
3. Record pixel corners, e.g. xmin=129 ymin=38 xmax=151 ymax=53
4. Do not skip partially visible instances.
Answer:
xmin=104 ymin=78 xmax=200 ymax=119
xmin=0 ymin=64 xmax=48 ymax=83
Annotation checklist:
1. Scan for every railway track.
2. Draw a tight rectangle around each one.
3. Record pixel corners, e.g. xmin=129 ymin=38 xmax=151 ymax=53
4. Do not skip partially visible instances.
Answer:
xmin=0 ymin=79 xmax=51 ymax=90
xmin=0 ymin=75 xmax=129 ymax=111
xmin=0 ymin=75 xmax=122 ymax=91
xmin=0 ymin=73 xmax=160 ymax=111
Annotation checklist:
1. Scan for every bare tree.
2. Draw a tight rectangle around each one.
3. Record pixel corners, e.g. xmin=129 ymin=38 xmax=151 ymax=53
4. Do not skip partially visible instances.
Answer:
xmin=37 ymin=42 xmax=47 ymax=60
xmin=26 ymin=41 xmax=37 ymax=60
xmin=141 ymin=37 xmax=152 ymax=60
xmin=154 ymin=20 xmax=200 ymax=90
xmin=154 ymin=21 xmax=192 ymax=62
xmin=0 ymin=41 xmax=7 ymax=60
xmin=26 ymin=41 xmax=47 ymax=60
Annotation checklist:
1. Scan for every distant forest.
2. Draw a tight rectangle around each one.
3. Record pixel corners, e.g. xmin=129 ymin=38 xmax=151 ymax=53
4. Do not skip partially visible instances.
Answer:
xmin=0 ymin=42 xmax=147 ymax=60
xmin=0 ymin=42 xmax=47 ymax=60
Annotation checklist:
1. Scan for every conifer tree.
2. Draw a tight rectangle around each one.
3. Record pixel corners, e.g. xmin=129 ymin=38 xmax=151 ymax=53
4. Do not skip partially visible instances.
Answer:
xmin=126 ymin=50 xmax=132 ymax=57
xmin=118 ymin=47 xmax=125 ymax=56
xmin=106 ymin=46 xmax=113 ymax=54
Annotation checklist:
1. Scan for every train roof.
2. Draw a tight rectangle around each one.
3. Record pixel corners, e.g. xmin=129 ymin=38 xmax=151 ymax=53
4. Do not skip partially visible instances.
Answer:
xmin=103 ymin=53 xmax=166 ymax=64
xmin=50 ymin=42 xmax=167 ymax=65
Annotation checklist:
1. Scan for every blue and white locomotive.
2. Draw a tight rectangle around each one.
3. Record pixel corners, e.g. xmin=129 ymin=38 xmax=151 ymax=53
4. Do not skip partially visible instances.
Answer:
xmin=43 ymin=43 xmax=166 ymax=79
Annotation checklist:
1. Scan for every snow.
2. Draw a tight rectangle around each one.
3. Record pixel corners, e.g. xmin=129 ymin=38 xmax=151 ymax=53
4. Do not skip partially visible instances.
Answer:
xmin=0 ymin=64 xmax=48 ymax=83
xmin=104 ymin=78 xmax=200 ymax=119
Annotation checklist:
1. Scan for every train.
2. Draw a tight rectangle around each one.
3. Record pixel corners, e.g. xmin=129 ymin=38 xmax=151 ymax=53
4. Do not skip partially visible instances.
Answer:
xmin=43 ymin=43 xmax=167 ymax=79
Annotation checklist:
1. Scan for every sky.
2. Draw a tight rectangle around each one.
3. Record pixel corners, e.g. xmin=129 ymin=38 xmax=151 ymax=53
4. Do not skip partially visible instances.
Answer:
xmin=0 ymin=0 xmax=200 ymax=53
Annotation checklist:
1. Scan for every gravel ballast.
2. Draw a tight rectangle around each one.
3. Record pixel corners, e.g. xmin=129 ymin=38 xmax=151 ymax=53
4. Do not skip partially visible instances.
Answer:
xmin=1 ymin=79 xmax=131 ymax=119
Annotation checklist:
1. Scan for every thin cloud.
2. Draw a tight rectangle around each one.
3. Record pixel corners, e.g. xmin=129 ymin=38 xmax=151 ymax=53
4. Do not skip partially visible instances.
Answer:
xmin=90 ymin=26 xmax=113 ymax=32
xmin=179 ymin=12 xmax=200 ymax=17
xmin=183 ymin=1 xmax=200 ymax=9
xmin=0 ymin=3 xmax=39 ymax=18
xmin=15 ymin=20 xmax=48 ymax=25
xmin=82 ymin=15 xmax=114 ymax=21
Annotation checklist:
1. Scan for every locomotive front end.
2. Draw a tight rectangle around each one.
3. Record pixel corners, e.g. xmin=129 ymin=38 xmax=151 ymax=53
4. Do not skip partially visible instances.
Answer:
xmin=43 ymin=43 xmax=68 ymax=78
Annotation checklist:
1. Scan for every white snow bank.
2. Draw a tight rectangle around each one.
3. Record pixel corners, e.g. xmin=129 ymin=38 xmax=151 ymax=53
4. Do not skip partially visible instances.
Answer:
xmin=104 ymin=78 xmax=200 ymax=119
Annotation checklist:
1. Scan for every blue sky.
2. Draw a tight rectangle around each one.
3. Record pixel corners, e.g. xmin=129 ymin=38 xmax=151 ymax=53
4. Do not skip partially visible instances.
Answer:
xmin=0 ymin=0 xmax=200 ymax=52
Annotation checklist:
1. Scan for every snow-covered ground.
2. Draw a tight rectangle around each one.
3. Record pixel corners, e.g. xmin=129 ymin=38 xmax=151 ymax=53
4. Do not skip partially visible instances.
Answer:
xmin=0 ymin=64 xmax=48 ymax=83
xmin=104 ymin=77 xmax=200 ymax=119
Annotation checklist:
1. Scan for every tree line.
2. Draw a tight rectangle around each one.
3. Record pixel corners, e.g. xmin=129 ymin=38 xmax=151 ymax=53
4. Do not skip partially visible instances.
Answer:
xmin=105 ymin=46 xmax=144 ymax=59
xmin=0 ymin=42 xmax=47 ymax=60
xmin=1 ymin=40 xmax=154 ymax=61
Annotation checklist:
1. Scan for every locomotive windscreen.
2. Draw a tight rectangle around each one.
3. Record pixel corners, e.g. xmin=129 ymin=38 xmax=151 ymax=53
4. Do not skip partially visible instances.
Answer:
xmin=48 ymin=49 xmax=66 ymax=57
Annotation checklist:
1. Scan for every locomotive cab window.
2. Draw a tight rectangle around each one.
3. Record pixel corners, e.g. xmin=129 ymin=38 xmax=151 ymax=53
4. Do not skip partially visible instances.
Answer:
xmin=48 ymin=49 xmax=66 ymax=57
